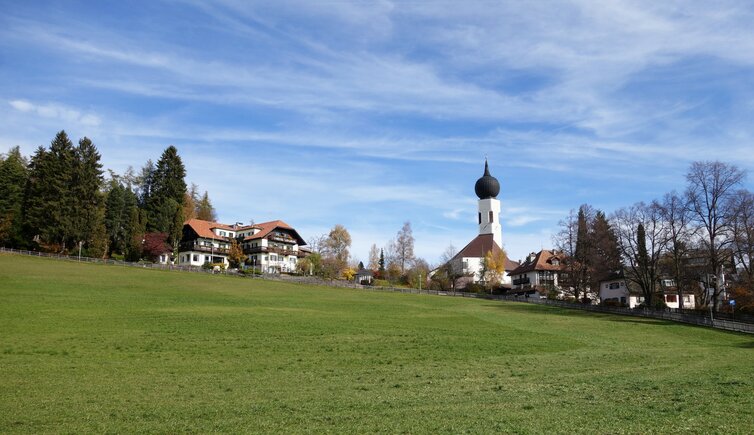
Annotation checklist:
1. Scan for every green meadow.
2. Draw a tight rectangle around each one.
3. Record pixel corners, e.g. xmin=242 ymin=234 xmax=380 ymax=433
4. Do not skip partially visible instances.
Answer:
xmin=1 ymin=254 xmax=752 ymax=433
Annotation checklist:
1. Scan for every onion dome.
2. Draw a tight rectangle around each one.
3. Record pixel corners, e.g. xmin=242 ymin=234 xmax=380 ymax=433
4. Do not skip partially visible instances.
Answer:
xmin=474 ymin=160 xmax=500 ymax=199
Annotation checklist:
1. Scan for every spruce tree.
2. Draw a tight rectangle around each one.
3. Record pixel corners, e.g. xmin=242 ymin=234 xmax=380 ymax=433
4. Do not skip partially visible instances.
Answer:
xmin=168 ymin=201 xmax=184 ymax=253
xmin=70 ymin=137 xmax=104 ymax=250
xmin=0 ymin=146 xmax=28 ymax=246
xmin=22 ymin=132 xmax=76 ymax=250
xmin=49 ymin=131 xmax=77 ymax=249
xmin=196 ymin=191 xmax=217 ymax=221
xmin=125 ymin=205 xmax=146 ymax=262
xmin=146 ymin=146 xmax=187 ymax=232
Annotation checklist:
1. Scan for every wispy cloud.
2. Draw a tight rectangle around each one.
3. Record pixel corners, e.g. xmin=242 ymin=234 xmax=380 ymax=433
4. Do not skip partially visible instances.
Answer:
xmin=9 ymin=99 xmax=101 ymax=127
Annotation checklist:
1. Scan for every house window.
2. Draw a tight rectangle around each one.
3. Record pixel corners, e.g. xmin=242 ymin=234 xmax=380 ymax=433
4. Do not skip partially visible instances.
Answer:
xmin=620 ymin=297 xmax=626 ymax=304
xmin=609 ymin=282 xmax=620 ymax=290
xmin=666 ymin=295 xmax=677 ymax=303
xmin=193 ymin=254 xmax=198 ymax=262
xmin=489 ymin=211 xmax=494 ymax=223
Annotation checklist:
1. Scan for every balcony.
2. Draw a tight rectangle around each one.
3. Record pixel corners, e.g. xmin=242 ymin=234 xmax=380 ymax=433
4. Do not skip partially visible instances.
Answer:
xmin=180 ymin=241 xmax=229 ymax=254
xmin=513 ymin=277 xmax=530 ymax=286
xmin=243 ymin=245 xmax=308 ymax=257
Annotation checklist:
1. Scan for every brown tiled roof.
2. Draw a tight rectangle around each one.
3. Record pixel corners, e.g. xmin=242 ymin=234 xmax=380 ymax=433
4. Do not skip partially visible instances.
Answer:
xmin=184 ymin=219 xmax=259 ymax=240
xmin=244 ymin=220 xmax=306 ymax=245
xmin=184 ymin=219 xmax=232 ymax=240
xmin=452 ymin=234 xmax=520 ymax=271
xmin=508 ymin=249 xmax=566 ymax=276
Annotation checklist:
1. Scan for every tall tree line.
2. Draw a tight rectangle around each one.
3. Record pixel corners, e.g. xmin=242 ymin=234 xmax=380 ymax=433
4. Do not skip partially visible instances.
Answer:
xmin=557 ymin=161 xmax=753 ymax=312
xmin=0 ymin=131 xmax=217 ymax=261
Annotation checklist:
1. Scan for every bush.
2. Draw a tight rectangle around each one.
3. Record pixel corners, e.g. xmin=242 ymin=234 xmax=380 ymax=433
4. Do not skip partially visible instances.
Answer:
xmin=602 ymin=299 xmax=622 ymax=307
xmin=373 ymin=279 xmax=391 ymax=287
xmin=464 ymin=283 xmax=486 ymax=293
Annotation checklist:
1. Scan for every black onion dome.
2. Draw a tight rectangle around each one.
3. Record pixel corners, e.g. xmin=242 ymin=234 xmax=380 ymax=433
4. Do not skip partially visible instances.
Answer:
xmin=474 ymin=160 xmax=500 ymax=199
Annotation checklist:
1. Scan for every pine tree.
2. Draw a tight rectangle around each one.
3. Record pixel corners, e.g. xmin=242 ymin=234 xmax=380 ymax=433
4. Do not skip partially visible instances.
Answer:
xmin=136 ymin=160 xmax=155 ymax=208
xmin=589 ymin=211 xmax=621 ymax=290
xmin=168 ymin=201 xmax=184 ymax=253
xmin=147 ymin=146 xmax=187 ymax=232
xmin=0 ymin=146 xmax=28 ymax=246
xmin=22 ymin=132 xmax=76 ymax=250
xmin=104 ymin=180 xmax=126 ymax=254
xmin=125 ymin=206 xmax=146 ymax=262
xmin=195 ymin=191 xmax=217 ymax=221
xmin=379 ymin=248 xmax=385 ymax=272
xmin=70 ymin=137 xmax=104 ymax=250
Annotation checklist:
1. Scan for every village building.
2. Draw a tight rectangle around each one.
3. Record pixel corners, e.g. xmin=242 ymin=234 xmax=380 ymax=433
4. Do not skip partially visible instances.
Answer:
xmin=443 ymin=160 xmax=520 ymax=288
xmin=507 ymin=249 xmax=568 ymax=298
xmin=598 ymin=271 xmax=696 ymax=309
xmin=177 ymin=218 xmax=308 ymax=272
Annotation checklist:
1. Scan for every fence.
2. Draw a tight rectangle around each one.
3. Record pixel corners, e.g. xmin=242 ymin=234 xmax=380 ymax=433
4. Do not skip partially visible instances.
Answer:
xmin=2 ymin=246 xmax=752 ymax=334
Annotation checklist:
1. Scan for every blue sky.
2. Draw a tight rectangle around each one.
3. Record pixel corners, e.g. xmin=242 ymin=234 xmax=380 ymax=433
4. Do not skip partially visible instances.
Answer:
xmin=2 ymin=1 xmax=754 ymax=265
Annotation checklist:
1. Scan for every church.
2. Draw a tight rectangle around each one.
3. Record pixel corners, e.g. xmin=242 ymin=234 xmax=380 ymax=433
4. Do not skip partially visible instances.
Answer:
xmin=445 ymin=160 xmax=519 ymax=289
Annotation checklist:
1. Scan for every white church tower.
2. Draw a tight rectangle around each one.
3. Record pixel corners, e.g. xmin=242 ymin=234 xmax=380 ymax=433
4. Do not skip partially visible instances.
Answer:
xmin=475 ymin=159 xmax=502 ymax=249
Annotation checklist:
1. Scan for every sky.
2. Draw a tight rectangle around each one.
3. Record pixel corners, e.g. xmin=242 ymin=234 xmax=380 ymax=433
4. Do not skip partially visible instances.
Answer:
xmin=2 ymin=0 xmax=754 ymax=265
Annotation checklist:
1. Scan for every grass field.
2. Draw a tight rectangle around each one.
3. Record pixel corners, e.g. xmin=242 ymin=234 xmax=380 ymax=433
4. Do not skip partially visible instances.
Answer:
xmin=1 ymin=254 xmax=753 ymax=433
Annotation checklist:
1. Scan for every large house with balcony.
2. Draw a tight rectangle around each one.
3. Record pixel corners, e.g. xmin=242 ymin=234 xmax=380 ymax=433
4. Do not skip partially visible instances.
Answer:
xmin=239 ymin=220 xmax=308 ymax=273
xmin=177 ymin=218 xmax=309 ymax=272
xmin=507 ymin=249 xmax=569 ymax=298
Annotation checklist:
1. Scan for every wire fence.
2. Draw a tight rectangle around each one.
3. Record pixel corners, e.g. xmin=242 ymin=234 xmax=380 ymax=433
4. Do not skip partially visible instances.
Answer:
xmin=2 ymin=246 xmax=752 ymax=334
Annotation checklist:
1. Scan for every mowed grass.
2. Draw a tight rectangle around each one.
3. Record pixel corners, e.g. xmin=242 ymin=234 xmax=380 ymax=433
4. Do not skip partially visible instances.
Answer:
xmin=1 ymin=255 xmax=753 ymax=434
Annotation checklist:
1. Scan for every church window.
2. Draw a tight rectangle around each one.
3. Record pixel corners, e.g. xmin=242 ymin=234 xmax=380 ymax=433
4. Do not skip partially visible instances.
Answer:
xmin=489 ymin=211 xmax=494 ymax=223
xmin=478 ymin=213 xmax=481 ymax=224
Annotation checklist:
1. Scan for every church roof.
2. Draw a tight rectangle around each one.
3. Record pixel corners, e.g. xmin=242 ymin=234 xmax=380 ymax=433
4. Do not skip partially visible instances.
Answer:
xmin=452 ymin=234 xmax=520 ymax=271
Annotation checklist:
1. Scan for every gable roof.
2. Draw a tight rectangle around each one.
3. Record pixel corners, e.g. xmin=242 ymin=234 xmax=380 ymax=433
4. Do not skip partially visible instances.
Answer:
xmin=243 ymin=220 xmax=306 ymax=245
xmin=507 ymin=249 xmax=565 ymax=276
xmin=184 ymin=219 xmax=232 ymax=240
xmin=452 ymin=234 xmax=520 ymax=271
xmin=184 ymin=219 xmax=259 ymax=240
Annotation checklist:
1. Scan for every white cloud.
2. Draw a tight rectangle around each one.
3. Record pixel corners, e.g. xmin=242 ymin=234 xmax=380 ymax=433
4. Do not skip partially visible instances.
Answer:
xmin=8 ymin=99 xmax=101 ymax=127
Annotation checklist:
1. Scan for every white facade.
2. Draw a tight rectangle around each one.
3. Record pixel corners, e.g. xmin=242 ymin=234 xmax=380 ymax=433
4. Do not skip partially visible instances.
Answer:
xmin=599 ymin=278 xmax=695 ymax=308
xmin=478 ymin=197 xmax=502 ymax=249
xmin=177 ymin=251 xmax=229 ymax=267
xmin=243 ymin=235 xmax=301 ymax=274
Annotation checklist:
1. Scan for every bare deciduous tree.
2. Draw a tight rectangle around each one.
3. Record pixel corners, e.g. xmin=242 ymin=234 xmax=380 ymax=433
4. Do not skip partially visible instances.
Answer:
xmin=393 ymin=221 xmax=415 ymax=274
xmin=657 ymin=191 xmax=694 ymax=310
xmin=611 ymin=202 xmax=667 ymax=306
xmin=686 ymin=161 xmax=746 ymax=311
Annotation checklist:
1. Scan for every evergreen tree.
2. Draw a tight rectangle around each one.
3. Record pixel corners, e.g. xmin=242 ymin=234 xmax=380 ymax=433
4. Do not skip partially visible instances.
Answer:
xmin=0 ymin=146 xmax=28 ymax=246
xmin=104 ymin=179 xmax=138 ymax=256
xmin=104 ymin=180 xmax=126 ymax=254
xmin=136 ymin=160 xmax=155 ymax=208
xmin=22 ymin=131 xmax=76 ymax=250
xmin=70 ymin=137 xmax=104 ymax=250
xmin=168 ymin=201 xmax=184 ymax=253
xmin=379 ymin=248 xmax=385 ymax=272
xmin=195 ymin=191 xmax=217 ymax=221
xmin=87 ymin=205 xmax=108 ymax=258
xmin=147 ymin=146 xmax=187 ymax=232
xmin=125 ymin=206 xmax=146 ymax=262
xmin=589 ymin=211 xmax=621 ymax=290
xmin=572 ymin=205 xmax=593 ymax=300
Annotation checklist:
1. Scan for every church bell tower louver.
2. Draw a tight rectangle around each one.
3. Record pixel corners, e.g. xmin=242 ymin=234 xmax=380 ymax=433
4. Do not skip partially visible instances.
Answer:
xmin=474 ymin=160 xmax=502 ymax=249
